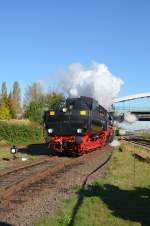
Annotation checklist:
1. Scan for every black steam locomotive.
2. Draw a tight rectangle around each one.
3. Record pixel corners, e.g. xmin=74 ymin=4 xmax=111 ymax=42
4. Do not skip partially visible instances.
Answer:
xmin=43 ymin=96 xmax=114 ymax=155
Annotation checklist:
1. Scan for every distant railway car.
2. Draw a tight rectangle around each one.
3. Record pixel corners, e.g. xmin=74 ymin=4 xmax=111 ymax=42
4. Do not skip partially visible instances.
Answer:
xmin=43 ymin=96 xmax=114 ymax=155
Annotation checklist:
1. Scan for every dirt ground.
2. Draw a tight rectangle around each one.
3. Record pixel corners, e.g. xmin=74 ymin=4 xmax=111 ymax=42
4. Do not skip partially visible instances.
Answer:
xmin=0 ymin=146 xmax=112 ymax=226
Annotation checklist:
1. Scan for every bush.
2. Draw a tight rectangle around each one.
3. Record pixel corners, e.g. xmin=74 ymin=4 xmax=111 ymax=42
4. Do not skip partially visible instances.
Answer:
xmin=0 ymin=106 xmax=11 ymax=120
xmin=0 ymin=121 xmax=44 ymax=144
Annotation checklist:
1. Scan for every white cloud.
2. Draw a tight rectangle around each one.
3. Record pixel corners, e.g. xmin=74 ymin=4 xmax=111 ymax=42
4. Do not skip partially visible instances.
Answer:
xmin=59 ymin=62 xmax=124 ymax=108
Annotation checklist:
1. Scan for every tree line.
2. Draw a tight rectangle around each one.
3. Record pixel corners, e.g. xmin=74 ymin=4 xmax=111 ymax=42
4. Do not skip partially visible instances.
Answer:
xmin=0 ymin=81 xmax=64 ymax=123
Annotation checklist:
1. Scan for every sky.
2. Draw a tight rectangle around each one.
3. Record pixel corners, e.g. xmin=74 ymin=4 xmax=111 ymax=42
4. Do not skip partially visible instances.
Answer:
xmin=0 ymin=0 xmax=150 ymax=100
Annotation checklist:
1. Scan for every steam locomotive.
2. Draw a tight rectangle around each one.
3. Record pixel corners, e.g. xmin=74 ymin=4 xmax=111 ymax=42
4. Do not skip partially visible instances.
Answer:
xmin=43 ymin=96 xmax=114 ymax=155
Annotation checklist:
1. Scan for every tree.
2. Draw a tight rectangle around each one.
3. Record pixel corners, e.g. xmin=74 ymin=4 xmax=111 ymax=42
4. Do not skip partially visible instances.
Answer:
xmin=45 ymin=91 xmax=65 ymax=109
xmin=24 ymin=82 xmax=65 ymax=124
xmin=0 ymin=105 xmax=11 ymax=120
xmin=0 ymin=82 xmax=8 ymax=107
xmin=24 ymin=82 xmax=44 ymax=105
xmin=11 ymin=81 xmax=22 ymax=118
xmin=25 ymin=101 xmax=43 ymax=124
xmin=8 ymin=92 xmax=16 ymax=118
xmin=1 ymin=82 xmax=7 ymax=99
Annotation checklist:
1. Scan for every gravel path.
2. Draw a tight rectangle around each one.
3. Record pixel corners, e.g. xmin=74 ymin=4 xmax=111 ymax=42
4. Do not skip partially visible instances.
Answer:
xmin=0 ymin=146 xmax=112 ymax=226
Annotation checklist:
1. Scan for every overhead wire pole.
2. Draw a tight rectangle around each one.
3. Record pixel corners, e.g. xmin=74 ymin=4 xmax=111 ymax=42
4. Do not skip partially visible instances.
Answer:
xmin=133 ymin=144 xmax=136 ymax=186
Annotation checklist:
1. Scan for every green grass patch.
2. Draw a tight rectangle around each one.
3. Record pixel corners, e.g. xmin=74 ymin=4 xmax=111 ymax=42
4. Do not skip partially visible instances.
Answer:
xmin=0 ymin=146 xmax=11 ymax=158
xmin=35 ymin=145 xmax=150 ymax=226
xmin=137 ymin=132 xmax=150 ymax=140
xmin=124 ymin=142 xmax=150 ymax=159
xmin=0 ymin=146 xmax=38 ymax=171
xmin=0 ymin=147 xmax=12 ymax=171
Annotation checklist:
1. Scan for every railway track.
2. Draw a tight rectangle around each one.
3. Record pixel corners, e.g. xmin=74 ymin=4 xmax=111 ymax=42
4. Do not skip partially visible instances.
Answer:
xmin=0 ymin=155 xmax=83 ymax=201
xmin=0 ymin=146 xmax=113 ymax=226
xmin=0 ymin=156 xmax=56 ymax=177
xmin=122 ymin=136 xmax=150 ymax=162
xmin=123 ymin=136 xmax=150 ymax=149
xmin=0 ymin=146 xmax=113 ymax=203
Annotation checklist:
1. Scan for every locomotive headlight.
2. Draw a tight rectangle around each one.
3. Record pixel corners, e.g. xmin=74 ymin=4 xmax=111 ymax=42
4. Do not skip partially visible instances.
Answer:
xmin=48 ymin=128 xmax=53 ymax=134
xmin=62 ymin=107 xmax=67 ymax=112
xmin=77 ymin=128 xmax=82 ymax=133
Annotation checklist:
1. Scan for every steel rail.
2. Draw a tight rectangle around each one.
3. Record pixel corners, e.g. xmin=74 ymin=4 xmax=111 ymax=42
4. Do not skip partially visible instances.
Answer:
xmin=123 ymin=136 xmax=150 ymax=149
xmin=0 ymin=157 xmax=83 ymax=201
xmin=0 ymin=156 xmax=58 ymax=177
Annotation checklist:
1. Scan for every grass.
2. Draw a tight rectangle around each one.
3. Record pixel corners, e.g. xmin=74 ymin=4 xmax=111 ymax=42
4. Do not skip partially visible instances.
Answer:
xmin=0 ymin=147 xmax=13 ymax=171
xmin=0 ymin=142 xmax=51 ymax=172
xmin=0 ymin=146 xmax=38 ymax=172
xmin=35 ymin=144 xmax=150 ymax=226
xmin=124 ymin=143 xmax=150 ymax=159
xmin=0 ymin=119 xmax=31 ymax=125
xmin=137 ymin=132 xmax=150 ymax=140
xmin=0 ymin=146 xmax=37 ymax=160
xmin=0 ymin=146 xmax=13 ymax=159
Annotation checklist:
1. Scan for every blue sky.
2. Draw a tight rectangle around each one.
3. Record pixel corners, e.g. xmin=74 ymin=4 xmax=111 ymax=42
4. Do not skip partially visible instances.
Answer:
xmin=0 ymin=0 xmax=150 ymax=100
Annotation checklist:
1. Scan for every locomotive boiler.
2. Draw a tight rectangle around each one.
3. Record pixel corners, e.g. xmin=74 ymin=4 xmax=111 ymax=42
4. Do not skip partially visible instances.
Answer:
xmin=43 ymin=96 xmax=114 ymax=155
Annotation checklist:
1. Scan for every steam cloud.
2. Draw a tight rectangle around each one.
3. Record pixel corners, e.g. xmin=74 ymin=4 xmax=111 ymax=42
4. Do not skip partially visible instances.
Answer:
xmin=60 ymin=62 xmax=124 ymax=108
xmin=113 ymin=111 xmax=137 ymax=123
xmin=124 ymin=112 xmax=137 ymax=123
xmin=110 ymin=139 xmax=120 ymax=147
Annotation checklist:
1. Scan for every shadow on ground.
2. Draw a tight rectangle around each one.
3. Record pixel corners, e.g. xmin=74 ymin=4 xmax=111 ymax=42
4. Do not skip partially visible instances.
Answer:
xmin=0 ymin=222 xmax=14 ymax=226
xmin=68 ymin=183 xmax=150 ymax=226
xmin=18 ymin=143 xmax=73 ymax=157
xmin=18 ymin=143 xmax=50 ymax=156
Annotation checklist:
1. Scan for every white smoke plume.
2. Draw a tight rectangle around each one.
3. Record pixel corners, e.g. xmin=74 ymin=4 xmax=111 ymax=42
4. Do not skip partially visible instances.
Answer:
xmin=124 ymin=112 xmax=137 ymax=123
xmin=60 ymin=62 xmax=124 ymax=109
xmin=119 ymin=129 xmax=126 ymax=135
xmin=110 ymin=139 xmax=120 ymax=147
xmin=113 ymin=111 xmax=137 ymax=124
